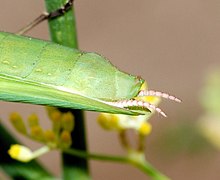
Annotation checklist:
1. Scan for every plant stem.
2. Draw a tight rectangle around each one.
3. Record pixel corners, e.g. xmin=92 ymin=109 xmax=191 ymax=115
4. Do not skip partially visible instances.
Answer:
xmin=31 ymin=146 xmax=51 ymax=159
xmin=63 ymin=148 xmax=170 ymax=180
xmin=44 ymin=0 xmax=89 ymax=179
xmin=129 ymin=157 xmax=170 ymax=180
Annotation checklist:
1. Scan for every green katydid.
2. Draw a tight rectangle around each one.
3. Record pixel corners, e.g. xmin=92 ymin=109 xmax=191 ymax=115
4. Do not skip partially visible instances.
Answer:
xmin=0 ymin=1 xmax=180 ymax=117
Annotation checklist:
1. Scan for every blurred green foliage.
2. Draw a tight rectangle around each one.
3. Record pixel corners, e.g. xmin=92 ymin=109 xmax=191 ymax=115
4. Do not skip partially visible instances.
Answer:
xmin=200 ymin=70 xmax=220 ymax=115
xmin=152 ymin=69 xmax=220 ymax=158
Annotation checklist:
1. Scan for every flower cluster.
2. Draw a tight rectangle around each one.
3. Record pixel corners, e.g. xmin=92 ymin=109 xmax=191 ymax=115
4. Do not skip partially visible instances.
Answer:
xmin=8 ymin=107 xmax=75 ymax=162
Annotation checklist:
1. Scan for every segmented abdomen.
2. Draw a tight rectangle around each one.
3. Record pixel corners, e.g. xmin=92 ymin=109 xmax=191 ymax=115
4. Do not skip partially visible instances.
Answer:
xmin=0 ymin=32 xmax=81 ymax=86
xmin=0 ymin=32 xmax=142 ymax=100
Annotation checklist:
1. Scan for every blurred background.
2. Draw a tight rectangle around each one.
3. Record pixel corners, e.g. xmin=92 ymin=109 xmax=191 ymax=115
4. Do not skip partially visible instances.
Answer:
xmin=1 ymin=0 xmax=220 ymax=179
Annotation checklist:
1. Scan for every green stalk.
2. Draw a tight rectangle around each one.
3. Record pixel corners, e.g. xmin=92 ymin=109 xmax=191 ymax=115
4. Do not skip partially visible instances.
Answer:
xmin=44 ymin=0 xmax=90 ymax=179
xmin=63 ymin=148 xmax=170 ymax=180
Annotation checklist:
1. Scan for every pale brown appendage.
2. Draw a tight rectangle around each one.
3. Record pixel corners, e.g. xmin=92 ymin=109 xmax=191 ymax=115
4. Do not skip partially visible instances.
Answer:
xmin=138 ymin=90 xmax=181 ymax=102
xmin=107 ymin=99 xmax=167 ymax=117
xmin=106 ymin=90 xmax=181 ymax=117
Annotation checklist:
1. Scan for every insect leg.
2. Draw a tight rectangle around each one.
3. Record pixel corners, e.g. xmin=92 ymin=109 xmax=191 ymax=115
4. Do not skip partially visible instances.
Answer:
xmin=17 ymin=0 xmax=74 ymax=35
xmin=106 ymin=100 xmax=167 ymax=117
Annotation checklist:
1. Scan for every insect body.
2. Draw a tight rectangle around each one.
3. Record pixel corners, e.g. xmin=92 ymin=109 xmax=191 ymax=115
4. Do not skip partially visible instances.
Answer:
xmin=0 ymin=32 xmax=180 ymax=116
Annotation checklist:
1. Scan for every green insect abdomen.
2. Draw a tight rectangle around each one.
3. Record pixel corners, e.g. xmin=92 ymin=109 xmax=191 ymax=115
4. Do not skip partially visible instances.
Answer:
xmin=62 ymin=53 xmax=144 ymax=101
xmin=0 ymin=32 xmax=80 ymax=84
xmin=0 ymin=32 xmax=143 ymax=101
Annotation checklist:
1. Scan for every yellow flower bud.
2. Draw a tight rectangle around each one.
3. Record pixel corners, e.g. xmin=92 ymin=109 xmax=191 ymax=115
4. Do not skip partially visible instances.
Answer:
xmin=30 ymin=125 xmax=45 ymax=142
xmin=97 ymin=113 xmax=120 ymax=130
xmin=145 ymin=96 xmax=161 ymax=105
xmin=8 ymin=145 xmax=51 ymax=162
xmin=59 ymin=130 xmax=72 ymax=149
xmin=61 ymin=112 xmax=74 ymax=132
xmin=47 ymin=107 xmax=62 ymax=121
xmin=8 ymin=144 xmax=33 ymax=162
xmin=50 ymin=110 xmax=62 ymax=133
xmin=28 ymin=114 xmax=39 ymax=127
xmin=9 ymin=112 xmax=27 ymax=135
xmin=139 ymin=122 xmax=152 ymax=136
xmin=44 ymin=130 xmax=56 ymax=144
xmin=46 ymin=106 xmax=57 ymax=115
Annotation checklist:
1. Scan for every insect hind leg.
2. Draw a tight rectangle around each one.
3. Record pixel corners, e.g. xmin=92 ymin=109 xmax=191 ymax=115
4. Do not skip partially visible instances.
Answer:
xmin=107 ymin=100 xmax=167 ymax=117
xmin=17 ymin=0 xmax=74 ymax=35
